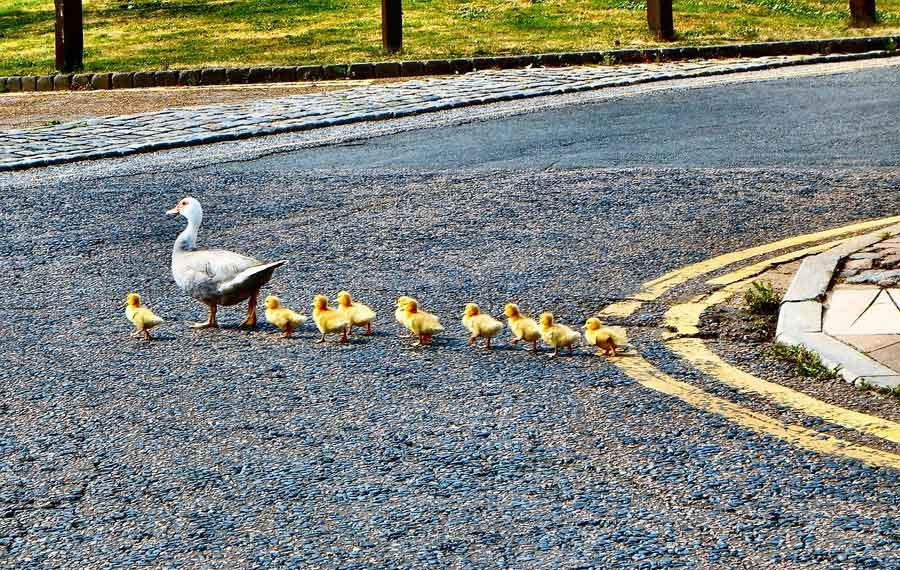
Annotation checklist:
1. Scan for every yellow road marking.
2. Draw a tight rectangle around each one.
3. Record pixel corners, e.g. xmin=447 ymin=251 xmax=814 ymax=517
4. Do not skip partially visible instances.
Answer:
xmin=599 ymin=216 xmax=900 ymax=319
xmin=614 ymin=356 xmax=900 ymax=469
xmin=597 ymin=215 xmax=900 ymax=467
xmin=706 ymin=239 xmax=844 ymax=286
xmin=662 ymin=262 xmax=900 ymax=445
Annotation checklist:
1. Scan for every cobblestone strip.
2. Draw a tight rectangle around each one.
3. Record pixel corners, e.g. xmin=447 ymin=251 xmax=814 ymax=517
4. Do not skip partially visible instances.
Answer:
xmin=0 ymin=51 xmax=892 ymax=172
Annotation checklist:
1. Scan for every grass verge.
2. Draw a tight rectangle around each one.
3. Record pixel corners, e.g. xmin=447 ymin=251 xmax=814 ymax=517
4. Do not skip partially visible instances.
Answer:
xmin=2 ymin=0 xmax=900 ymax=76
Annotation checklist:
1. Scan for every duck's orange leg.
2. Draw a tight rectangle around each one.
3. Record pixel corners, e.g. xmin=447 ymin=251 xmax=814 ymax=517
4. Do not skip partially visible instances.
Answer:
xmin=192 ymin=303 xmax=218 ymax=328
xmin=339 ymin=330 xmax=349 ymax=344
xmin=240 ymin=290 xmax=259 ymax=329
xmin=365 ymin=323 xmax=373 ymax=336
xmin=484 ymin=337 xmax=492 ymax=350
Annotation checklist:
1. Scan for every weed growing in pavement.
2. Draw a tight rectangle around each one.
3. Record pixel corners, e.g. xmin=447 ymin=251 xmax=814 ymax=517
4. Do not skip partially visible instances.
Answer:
xmin=742 ymin=281 xmax=781 ymax=339
xmin=744 ymin=281 xmax=781 ymax=316
xmin=879 ymin=230 xmax=892 ymax=241
xmin=768 ymin=343 xmax=842 ymax=380
xmin=858 ymin=380 xmax=900 ymax=399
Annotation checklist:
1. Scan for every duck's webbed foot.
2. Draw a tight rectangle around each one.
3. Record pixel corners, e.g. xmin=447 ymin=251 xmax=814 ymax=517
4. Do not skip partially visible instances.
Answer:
xmin=191 ymin=304 xmax=218 ymax=329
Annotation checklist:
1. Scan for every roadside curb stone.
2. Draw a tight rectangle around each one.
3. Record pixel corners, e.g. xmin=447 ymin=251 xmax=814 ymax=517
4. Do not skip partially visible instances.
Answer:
xmin=155 ymin=70 xmax=179 ymax=87
xmin=91 ymin=73 xmax=111 ymax=90
xmin=133 ymin=72 xmax=154 ymax=88
xmin=111 ymin=72 xmax=133 ymax=89
xmin=777 ymin=221 xmax=900 ymax=387
xmin=20 ymin=76 xmax=36 ymax=92
xmin=2 ymin=35 xmax=899 ymax=93
xmin=72 ymin=74 xmax=93 ymax=89
xmin=36 ymin=75 xmax=53 ymax=91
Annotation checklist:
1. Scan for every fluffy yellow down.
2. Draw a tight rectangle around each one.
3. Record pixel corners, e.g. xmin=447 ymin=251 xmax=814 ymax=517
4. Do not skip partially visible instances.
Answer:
xmin=462 ymin=303 xmax=503 ymax=339
xmin=312 ymin=295 xmax=350 ymax=335
xmin=539 ymin=312 xmax=581 ymax=353
xmin=264 ymin=296 xmax=307 ymax=336
xmin=337 ymin=291 xmax=376 ymax=331
xmin=504 ymin=303 xmax=541 ymax=344
xmin=125 ymin=293 xmax=163 ymax=338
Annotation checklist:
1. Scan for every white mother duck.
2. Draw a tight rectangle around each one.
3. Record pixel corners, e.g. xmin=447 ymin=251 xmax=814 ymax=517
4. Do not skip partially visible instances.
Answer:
xmin=167 ymin=196 xmax=287 ymax=329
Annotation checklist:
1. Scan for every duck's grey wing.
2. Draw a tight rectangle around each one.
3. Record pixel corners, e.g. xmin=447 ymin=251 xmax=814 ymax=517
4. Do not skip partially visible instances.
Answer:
xmin=217 ymin=260 xmax=288 ymax=305
xmin=173 ymin=249 xmax=259 ymax=299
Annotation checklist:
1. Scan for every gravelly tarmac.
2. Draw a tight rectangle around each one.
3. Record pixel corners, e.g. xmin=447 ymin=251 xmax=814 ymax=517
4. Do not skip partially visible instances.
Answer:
xmin=3 ymin=63 xmax=900 ymax=568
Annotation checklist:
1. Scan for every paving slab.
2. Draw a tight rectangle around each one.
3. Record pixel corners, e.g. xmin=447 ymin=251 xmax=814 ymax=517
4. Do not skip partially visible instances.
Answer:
xmin=836 ymin=334 xmax=900 ymax=353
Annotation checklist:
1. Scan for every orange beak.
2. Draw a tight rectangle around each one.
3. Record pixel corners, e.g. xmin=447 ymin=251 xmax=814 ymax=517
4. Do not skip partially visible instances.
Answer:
xmin=166 ymin=204 xmax=180 ymax=216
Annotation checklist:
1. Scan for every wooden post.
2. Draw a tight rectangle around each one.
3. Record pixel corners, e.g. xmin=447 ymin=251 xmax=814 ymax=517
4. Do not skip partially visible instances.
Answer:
xmin=646 ymin=0 xmax=674 ymax=41
xmin=54 ymin=0 xmax=84 ymax=72
xmin=849 ymin=0 xmax=876 ymax=27
xmin=382 ymin=0 xmax=402 ymax=54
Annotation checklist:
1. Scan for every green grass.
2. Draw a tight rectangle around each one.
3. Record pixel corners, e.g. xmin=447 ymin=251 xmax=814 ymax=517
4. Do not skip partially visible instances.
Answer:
xmin=768 ymin=342 xmax=842 ymax=380
xmin=2 ymin=0 xmax=900 ymax=75
xmin=742 ymin=280 xmax=782 ymax=339
xmin=858 ymin=380 xmax=900 ymax=399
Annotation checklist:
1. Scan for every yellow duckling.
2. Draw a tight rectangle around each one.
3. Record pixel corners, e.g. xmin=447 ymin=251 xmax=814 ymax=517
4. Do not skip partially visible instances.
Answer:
xmin=395 ymin=295 xmax=417 ymax=336
xmin=402 ymin=299 xmax=444 ymax=346
xmin=462 ymin=303 xmax=503 ymax=349
xmin=336 ymin=291 xmax=376 ymax=336
xmin=312 ymin=294 xmax=350 ymax=344
xmin=538 ymin=312 xmax=581 ymax=357
xmin=504 ymin=303 xmax=541 ymax=352
xmin=264 ymin=296 xmax=307 ymax=338
xmin=583 ymin=317 xmax=627 ymax=357
xmin=124 ymin=292 xmax=163 ymax=341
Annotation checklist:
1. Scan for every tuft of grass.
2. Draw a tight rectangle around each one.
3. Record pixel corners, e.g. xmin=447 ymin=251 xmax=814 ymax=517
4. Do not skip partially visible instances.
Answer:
xmin=879 ymin=230 xmax=892 ymax=240
xmin=858 ymin=380 xmax=900 ymax=399
xmin=768 ymin=343 xmax=842 ymax=380
xmin=744 ymin=281 xmax=781 ymax=316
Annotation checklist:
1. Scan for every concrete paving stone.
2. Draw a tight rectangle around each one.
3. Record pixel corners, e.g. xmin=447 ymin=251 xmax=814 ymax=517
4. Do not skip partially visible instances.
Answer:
xmin=847 ymin=268 xmax=900 ymax=284
xmin=850 ymin=252 xmax=883 ymax=259
xmin=844 ymin=259 xmax=874 ymax=270
xmin=789 ymin=331 xmax=898 ymax=383
xmin=835 ymin=334 xmax=900 ymax=353
xmin=868 ymin=342 xmax=900 ymax=372
xmin=823 ymin=288 xmax=883 ymax=334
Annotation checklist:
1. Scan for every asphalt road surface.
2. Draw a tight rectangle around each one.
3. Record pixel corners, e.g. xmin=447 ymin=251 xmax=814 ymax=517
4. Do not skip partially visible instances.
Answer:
xmin=2 ymin=61 xmax=900 ymax=568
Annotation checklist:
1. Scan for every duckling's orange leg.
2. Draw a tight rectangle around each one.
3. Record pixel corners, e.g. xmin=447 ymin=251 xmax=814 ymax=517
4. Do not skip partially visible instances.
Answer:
xmin=240 ymin=290 xmax=259 ymax=329
xmin=283 ymin=324 xmax=293 ymax=338
xmin=511 ymin=337 xmax=521 ymax=345
xmin=531 ymin=339 xmax=538 ymax=352
xmin=484 ymin=337 xmax=492 ymax=350
xmin=468 ymin=336 xmax=477 ymax=345
xmin=365 ymin=323 xmax=372 ymax=336
xmin=192 ymin=303 xmax=218 ymax=328
xmin=339 ymin=330 xmax=349 ymax=344
xmin=316 ymin=332 xmax=326 ymax=344
xmin=567 ymin=344 xmax=574 ymax=356
xmin=143 ymin=329 xmax=152 ymax=341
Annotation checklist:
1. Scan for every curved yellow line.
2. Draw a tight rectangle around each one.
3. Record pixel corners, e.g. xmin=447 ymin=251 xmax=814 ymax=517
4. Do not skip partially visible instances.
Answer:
xmin=600 ymin=216 xmax=900 ymax=319
xmin=662 ymin=256 xmax=900 ymax=445
xmin=614 ymin=356 xmax=900 ymax=469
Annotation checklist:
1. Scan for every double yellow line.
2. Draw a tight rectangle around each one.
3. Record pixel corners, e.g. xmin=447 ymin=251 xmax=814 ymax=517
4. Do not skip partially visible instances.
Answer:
xmin=602 ymin=216 xmax=900 ymax=468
